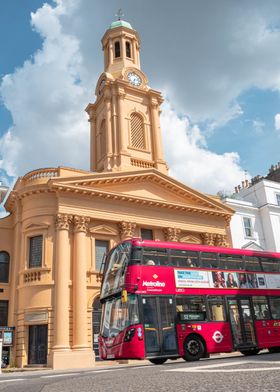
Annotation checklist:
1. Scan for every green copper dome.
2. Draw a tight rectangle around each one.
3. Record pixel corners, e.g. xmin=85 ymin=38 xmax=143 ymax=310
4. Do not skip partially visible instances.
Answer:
xmin=110 ymin=20 xmax=133 ymax=30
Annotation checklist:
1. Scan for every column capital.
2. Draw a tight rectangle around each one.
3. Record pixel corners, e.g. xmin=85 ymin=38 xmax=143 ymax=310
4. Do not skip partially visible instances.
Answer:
xmin=118 ymin=221 xmax=136 ymax=240
xmin=56 ymin=214 xmax=73 ymax=231
xmin=163 ymin=227 xmax=181 ymax=242
xmin=73 ymin=215 xmax=90 ymax=233
xmin=117 ymin=87 xmax=126 ymax=98
xmin=150 ymin=99 xmax=159 ymax=108
xmin=201 ymin=232 xmax=215 ymax=246
xmin=214 ymin=234 xmax=229 ymax=248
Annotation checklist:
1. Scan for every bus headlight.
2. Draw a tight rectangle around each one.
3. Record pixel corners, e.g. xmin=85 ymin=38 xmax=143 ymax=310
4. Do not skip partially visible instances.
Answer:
xmin=124 ymin=328 xmax=136 ymax=342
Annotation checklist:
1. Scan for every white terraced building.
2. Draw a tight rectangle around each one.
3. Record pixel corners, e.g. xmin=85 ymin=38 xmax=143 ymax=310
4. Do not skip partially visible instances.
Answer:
xmin=223 ymin=163 xmax=280 ymax=252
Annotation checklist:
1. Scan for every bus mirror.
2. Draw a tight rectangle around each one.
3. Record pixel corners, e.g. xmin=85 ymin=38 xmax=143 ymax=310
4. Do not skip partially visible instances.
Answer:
xmin=121 ymin=290 xmax=128 ymax=303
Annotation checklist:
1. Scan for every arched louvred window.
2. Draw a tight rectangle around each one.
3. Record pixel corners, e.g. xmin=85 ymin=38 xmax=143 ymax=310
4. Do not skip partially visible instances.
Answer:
xmin=114 ymin=41 xmax=121 ymax=58
xmin=99 ymin=119 xmax=106 ymax=159
xmin=126 ymin=41 xmax=131 ymax=58
xmin=0 ymin=251 xmax=9 ymax=283
xmin=130 ymin=113 xmax=145 ymax=150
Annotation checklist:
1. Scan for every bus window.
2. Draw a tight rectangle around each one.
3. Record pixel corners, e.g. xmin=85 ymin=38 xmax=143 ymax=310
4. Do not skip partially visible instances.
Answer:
xmin=219 ymin=253 xmax=243 ymax=270
xmin=200 ymin=252 xmax=219 ymax=269
xmin=100 ymin=301 xmax=113 ymax=338
xmin=129 ymin=295 xmax=139 ymax=325
xmin=252 ymin=296 xmax=270 ymax=320
xmin=176 ymin=296 xmax=206 ymax=321
xmin=170 ymin=250 xmax=198 ymax=267
xmin=260 ymin=257 xmax=280 ymax=273
xmin=176 ymin=296 xmax=206 ymax=311
xmin=207 ymin=296 xmax=226 ymax=321
xmin=109 ymin=297 xmax=135 ymax=336
xmin=244 ymin=256 xmax=262 ymax=271
xmin=269 ymin=297 xmax=280 ymax=319
xmin=101 ymin=242 xmax=131 ymax=298
xmin=143 ymin=248 xmax=168 ymax=266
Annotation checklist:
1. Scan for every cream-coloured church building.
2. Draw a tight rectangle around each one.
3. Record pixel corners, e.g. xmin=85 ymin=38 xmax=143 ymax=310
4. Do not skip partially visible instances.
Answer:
xmin=0 ymin=19 xmax=233 ymax=369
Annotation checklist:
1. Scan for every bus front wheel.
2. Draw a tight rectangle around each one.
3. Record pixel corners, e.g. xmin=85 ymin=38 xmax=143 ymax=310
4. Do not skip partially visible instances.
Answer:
xmin=183 ymin=335 xmax=205 ymax=361
xmin=149 ymin=358 xmax=167 ymax=365
xmin=240 ymin=349 xmax=260 ymax=356
xmin=268 ymin=347 xmax=280 ymax=353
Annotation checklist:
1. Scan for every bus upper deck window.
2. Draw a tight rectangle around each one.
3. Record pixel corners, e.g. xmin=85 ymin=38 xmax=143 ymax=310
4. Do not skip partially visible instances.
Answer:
xmin=130 ymin=248 xmax=142 ymax=264
xmin=200 ymin=252 xmax=219 ymax=269
xmin=142 ymin=248 xmax=168 ymax=266
xmin=170 ymin=250 xmax=198 ymax=267
xmin=260 ymin=257 xmax=280 ymax=272
xmin=244 ymin=256 xmax=262 ymax=271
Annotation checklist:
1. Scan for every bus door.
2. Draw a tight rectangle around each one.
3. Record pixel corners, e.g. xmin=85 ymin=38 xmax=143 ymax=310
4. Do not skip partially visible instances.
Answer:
xmin=227 ymin=298 xmax=257 ymax=349
xmin=141 ymin=296 xmax=178 ymax=357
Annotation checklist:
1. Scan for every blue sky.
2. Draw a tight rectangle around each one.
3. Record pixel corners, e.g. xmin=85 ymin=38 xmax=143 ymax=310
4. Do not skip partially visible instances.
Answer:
xmin=1 ymin=0 xmax=280 ymax=197
xmin=0 ymin=1 xmax=46 ymax=131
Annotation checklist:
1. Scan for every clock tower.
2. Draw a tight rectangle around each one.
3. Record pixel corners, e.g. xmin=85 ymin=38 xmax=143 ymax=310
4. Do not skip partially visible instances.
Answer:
xmin=86 ymin=18 xmax=168 ymax=174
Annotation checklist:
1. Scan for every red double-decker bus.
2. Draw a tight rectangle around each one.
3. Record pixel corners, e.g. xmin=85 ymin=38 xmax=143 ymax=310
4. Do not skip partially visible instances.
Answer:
xmin=98 ymin=239 xmax=280 ymax=364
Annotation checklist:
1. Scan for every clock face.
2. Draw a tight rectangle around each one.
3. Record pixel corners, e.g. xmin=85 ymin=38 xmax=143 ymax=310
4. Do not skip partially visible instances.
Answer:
xmin=127 ymin=72 xmax=142 ymax=86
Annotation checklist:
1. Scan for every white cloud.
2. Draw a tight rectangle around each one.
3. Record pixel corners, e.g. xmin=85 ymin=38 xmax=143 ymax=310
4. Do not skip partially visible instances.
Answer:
xmin=275 ymin=113 xmax=280 ymax=131
xmin=2 ymin=0 xmax=278 ymax=194
xmin=161 ymin=102 xmax=247 ymax=194
xmin=0 ymin=0 xmax=90 ymax=177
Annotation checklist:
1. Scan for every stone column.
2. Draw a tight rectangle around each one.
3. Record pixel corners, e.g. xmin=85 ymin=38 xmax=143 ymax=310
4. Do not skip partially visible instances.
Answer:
xmin=53 ymin=214 xmax=72 ymax=351
xmin=73 ymin=215 xmax=90 ymax=350
xmin=108 ymin=39 xmax=113 ymax=65
xmin=89 ymin=111 xmax=97 ymax=171
xmin=163 ymin=227 xmax=181 ymax=242
xmin=117 ymin=89 xmax=127 ymax=153
xmin=112 ymin=89 xmax=118 ymax=164
xmin=105 ymin=91 xmax=113 ymax=170
xmin=8 ymin=201 xmax=21 ymax=327
xmin=150 ymin=99 xmax=164 ymax=162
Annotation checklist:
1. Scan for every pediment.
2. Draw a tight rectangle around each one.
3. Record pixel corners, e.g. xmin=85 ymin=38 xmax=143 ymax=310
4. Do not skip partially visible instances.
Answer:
xmin=242 ymin=241 xmax=264 ymax=251
xmin=89 ymin=225 xmax=118 ymax=236
xmin=50 ymin=169 xmax=233 ymax=216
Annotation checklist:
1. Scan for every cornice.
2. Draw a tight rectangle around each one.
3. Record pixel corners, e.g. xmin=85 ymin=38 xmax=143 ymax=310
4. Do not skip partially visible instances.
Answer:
xmin=50 ymin=181 xmax=232 ymax=220
xmin=52 ymin=169 xmax=233 ymax=213
xmin=5 ymin=185 xmax=56 ymax=212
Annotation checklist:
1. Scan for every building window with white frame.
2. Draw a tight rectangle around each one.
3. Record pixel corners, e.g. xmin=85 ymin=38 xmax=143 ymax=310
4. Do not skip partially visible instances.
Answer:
xmin=276 ymin=194 xmax=280 ymax=206
xmin=29 ymin=235 xmax=43 ymax=268
xmin=243 ymin=217 xmax=253 ymax=238
xmin=95 ymin=240 xmax=109 ymax=271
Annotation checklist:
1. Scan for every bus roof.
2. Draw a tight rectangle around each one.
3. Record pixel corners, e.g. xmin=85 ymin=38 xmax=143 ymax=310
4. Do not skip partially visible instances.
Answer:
xmin=124 ymin=238 xmax=280 ymax=259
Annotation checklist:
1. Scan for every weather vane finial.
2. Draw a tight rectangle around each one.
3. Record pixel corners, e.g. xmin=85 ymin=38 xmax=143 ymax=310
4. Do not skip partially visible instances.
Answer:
xmin=116 ymin=8 xmax=124 ymax=21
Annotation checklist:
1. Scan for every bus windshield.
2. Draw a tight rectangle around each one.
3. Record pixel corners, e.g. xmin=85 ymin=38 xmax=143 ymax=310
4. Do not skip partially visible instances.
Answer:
xmin=100 ymin=294 xmax=139 ymax=338
xmin=101 ymin=241 xmax=131 ymax=298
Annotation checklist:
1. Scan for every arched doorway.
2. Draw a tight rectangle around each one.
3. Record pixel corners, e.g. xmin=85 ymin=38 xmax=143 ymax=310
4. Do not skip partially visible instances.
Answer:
xmin=92 ymin=297 xmax=102 ymax=361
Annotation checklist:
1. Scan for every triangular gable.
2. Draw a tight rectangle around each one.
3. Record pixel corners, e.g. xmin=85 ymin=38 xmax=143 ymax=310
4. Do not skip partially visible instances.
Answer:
xmin=89 ymin=225 xmax=118 ymax=236
xmin=50 ymin=168 xmax=233 ymax=216
xmin=242 ymin=241 xmax=264 ymax=251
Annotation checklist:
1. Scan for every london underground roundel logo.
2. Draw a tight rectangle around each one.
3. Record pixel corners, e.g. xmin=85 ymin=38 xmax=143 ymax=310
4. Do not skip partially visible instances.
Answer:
xmin=212 ymin=331 xmax=224 ymax=343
